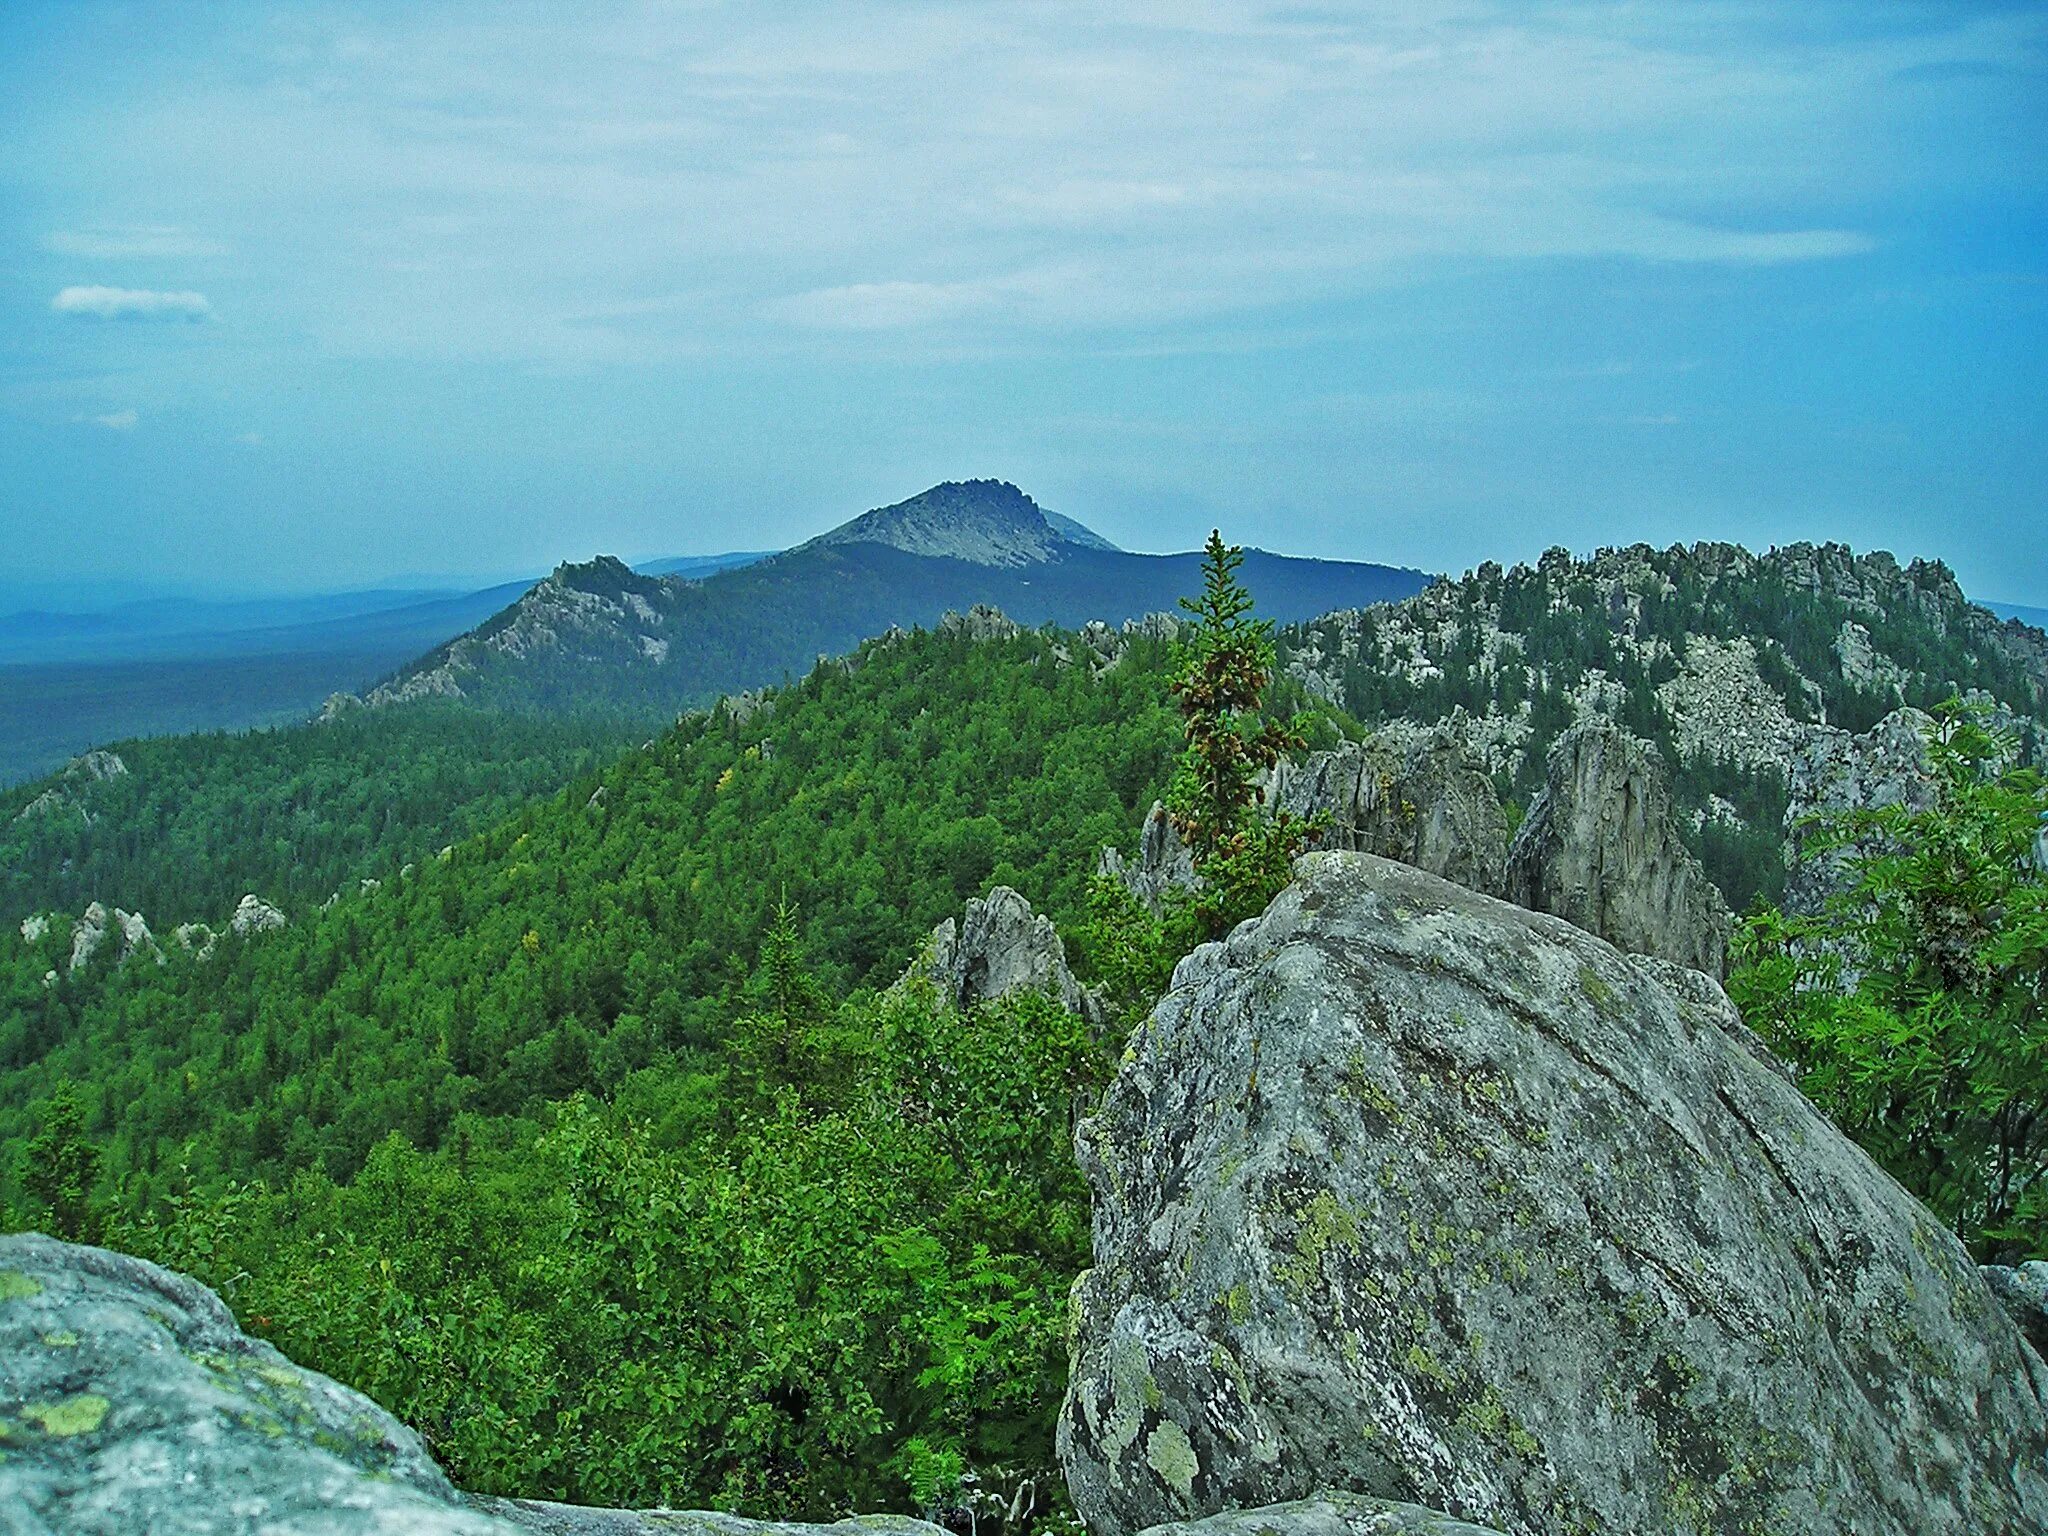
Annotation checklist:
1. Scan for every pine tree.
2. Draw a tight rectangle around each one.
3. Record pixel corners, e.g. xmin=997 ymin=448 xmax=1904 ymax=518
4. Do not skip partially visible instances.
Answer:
xmin=22 ymin=1086 xmax=101 ymax=1243
xmin=1167 ymin=531 xmax=1308 ymax=935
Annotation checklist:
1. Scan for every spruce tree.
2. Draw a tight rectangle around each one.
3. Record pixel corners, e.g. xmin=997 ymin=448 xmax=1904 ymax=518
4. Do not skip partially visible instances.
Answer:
xmin=1167 ymin=531 xmax=1308 ymax=935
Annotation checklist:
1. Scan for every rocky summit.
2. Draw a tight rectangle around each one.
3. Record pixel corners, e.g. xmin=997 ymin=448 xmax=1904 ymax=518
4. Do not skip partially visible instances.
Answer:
xmin=805 ymin=480 xmax=1120 ymax=568
xmin=1059 ymin=852 xmax=2048 ymax=1536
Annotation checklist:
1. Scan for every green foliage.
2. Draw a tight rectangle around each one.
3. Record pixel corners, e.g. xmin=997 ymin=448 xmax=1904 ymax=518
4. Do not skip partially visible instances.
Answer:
xmin=107 ymin=949 xmax=1103 ymax=1525
xmin=0 ymin=620 xmax=1205 ymax=1524
xmin=1073 ymin=877 xmax=1196 ymax=1038
xmin=21 ymin=1086 xmax=101 ymax=1243
xmin=0 ymin=624 xmax=1181 ymax=1205
xmin=1168 ymin=533 xmax=1310 ymax=936
xmin=1728 ymin=702 xmax=2048 ymax=1260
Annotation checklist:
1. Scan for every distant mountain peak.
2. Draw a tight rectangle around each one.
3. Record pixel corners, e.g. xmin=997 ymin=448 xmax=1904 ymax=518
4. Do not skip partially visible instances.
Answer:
xmin=803 ymin=480 xmax=1120 ymax=568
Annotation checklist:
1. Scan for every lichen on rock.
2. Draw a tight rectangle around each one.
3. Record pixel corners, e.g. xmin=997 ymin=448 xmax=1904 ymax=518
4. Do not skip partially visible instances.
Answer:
xmin=1058 ymin=851 xmax=2048 ymax=1536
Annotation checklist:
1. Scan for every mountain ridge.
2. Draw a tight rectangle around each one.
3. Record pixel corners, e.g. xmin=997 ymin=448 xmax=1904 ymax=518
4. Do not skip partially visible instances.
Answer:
xmin=350 ymin=482 xmax=1429 ymax=718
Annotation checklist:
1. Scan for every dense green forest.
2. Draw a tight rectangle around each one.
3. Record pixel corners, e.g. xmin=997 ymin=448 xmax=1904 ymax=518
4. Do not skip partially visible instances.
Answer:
xmin=0 ymin=622 xmax=1212 ymax=1524
xmin=5 ymin=542 xmax=2043 ymax=1526
xmin=0 ymin=706 xmax=635 ymax=928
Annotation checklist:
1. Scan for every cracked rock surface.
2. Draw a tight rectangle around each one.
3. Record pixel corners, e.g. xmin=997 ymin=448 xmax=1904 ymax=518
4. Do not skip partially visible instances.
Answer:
xmin=1059 ymin=852 xmax=2048 ymax=1536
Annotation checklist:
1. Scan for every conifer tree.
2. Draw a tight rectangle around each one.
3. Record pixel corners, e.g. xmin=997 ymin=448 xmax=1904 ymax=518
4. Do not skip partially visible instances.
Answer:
xmin=1167 ymin=531 xmax=1308 ymax=935
xmin=22 ymin=1086 xmax=101 ymax=1243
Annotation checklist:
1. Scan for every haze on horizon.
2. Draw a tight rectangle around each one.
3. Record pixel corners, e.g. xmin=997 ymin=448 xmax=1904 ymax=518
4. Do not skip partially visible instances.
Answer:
xmin=1 ymin=2 xmax=2043 ymax=604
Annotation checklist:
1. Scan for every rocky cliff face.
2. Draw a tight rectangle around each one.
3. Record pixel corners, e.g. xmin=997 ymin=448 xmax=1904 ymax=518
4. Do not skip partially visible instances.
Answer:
xmin=0 ymin=1232 xmax=951 ymax=1536
xmin=1506 ymin=720 xmax=1732 ymax=974
xmin=1098 ymin=802 xmax=1200 ymax=918
xmin=1060 ymin=852 xmax=2048 ymax=1536
xmin=1278 ymin=541 xmax=2048 ymax=915
xmin=359 ymin=556 xmax=675 ymax=708
xmin=1268 ymin=727 xmax=1509 ymax=899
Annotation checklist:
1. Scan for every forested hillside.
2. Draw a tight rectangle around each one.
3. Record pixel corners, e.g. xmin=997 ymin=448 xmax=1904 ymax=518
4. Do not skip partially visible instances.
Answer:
xmin=0 ymin=618 xmax=1240 ymax=1519
xmin=1280 ymin=540 xmax=2048 ymax=908
xmin=0 ymin=707 xmax=634 ymax=928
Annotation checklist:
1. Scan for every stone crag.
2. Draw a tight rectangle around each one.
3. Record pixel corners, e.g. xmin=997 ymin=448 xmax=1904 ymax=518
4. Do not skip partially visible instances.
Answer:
xmin=1268 ymin=728 xmax=1509 ymax=900
xmin=1098 ymin=802 xmax=1200 ymax=919
xmin=908 ymin=884 xmax=1095 ymax=1019
xmin=1059 ymin=852 xmax=2048 ymax=1536
xmin=1506 ymin=719 xmax=1732 ymax=975
xmin=1781 ymin=707 xmax=1937 ymax=918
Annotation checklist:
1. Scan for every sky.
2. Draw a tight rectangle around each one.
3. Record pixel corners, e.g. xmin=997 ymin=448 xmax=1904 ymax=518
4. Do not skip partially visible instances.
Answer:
xmin=1 ymin=1 xmax=2044 ymax=603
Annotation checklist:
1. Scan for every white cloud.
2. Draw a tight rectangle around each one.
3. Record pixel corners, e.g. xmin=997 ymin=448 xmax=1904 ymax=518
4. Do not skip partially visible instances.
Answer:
xmin=51 ymin=286 xmax=213 ymax=321
xmin=80 ymin=409 xmax=139 ymax=430
xmin=235 ymin=431 xmax=264 ymax=446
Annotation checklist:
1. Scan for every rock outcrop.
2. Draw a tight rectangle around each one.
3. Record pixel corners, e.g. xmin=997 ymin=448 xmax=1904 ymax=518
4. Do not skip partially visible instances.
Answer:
xmin=1506 ymin=719 xmax=1731 ymax=974
xmin=0 ymin=1232 xmax=952 ymax=1536
xmin=12 ymin=750 xmax=129 ymax=826
xmin=1983 ymin=1261 xmax=2048 ymax=1362
xmin=0 ymin=1231 xmax=511 ymax=1534
xmin=1782 ymin=707 xmax=1936 ymax=917
xmin=910 ymin=885 xmax=1092 ymax=1017
xmin=1267 ymin=729 xmax=1508 ymax=898
xmin=1059 ymin=852 xmax=2048 ymax=1536
xmin=1098 ymin=802 xmax=1200 ymax=918
xmin=229 ymin=894 xmax=288 ymax=936
xmin=1132 ymin=1494 xmax=1506 ymax=1536
xmin=63 ymin=901 xmax=158 ymax=974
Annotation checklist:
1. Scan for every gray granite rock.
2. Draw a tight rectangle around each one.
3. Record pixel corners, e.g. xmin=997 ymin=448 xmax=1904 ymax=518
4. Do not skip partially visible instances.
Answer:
xmin=1982 ymin=1261 xmax=2048 ymax=1361
xmin=1506 ymin=719 xmax=1731 ymax=975
xmin=1132 ymin=1493 xmax=1505 ymax=1536
xmin=1059 ymin=852 xmax=2048 ymax=1536
xmin=910 ymin=885 xmax=1092 ymax=1017
xmin=1098 ymin=802 xmax=1200 ymax=919
xmin=1267 ymin=730 xmax=1508 ymax=899
xmin=1782 ymin=707 xmax=1937 ymax=919
xmin=0 ymin=1231 xmax=512 ymax=1535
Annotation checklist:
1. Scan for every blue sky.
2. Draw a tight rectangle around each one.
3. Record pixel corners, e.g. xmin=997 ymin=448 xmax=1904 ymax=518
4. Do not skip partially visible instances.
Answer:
xmin=2 ymin=1 xmax=2043 ymax=601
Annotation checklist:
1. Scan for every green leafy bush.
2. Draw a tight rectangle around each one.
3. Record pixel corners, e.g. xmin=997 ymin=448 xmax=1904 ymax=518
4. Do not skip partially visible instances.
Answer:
xmin=1729 ymin=702 xmax=2048 ymax=1260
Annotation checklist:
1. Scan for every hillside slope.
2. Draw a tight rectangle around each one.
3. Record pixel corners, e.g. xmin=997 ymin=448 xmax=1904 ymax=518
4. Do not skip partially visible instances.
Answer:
xmin=1280 ymin=540 xmax=2048 ymax=906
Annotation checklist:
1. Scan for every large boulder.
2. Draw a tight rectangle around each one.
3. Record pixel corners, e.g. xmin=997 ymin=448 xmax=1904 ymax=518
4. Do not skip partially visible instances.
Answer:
xmin=0 ymin=1232 xmax=950 ymax=1536
xmin=1058 ymin=852 xmax=2048 ymax=1536
xmin=1133 ymin=1493 xmax=1505 ymax=1536
xmin=910 ymin=885 xmax=1091 ymax=1017
xmin=1506 ymin=719 xmax=1731 ymax=974
xmin=1267 ymin=730 xmax=1508 ymax=898
xmin=0 ymin=1231 xmax=510 ymax=1533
